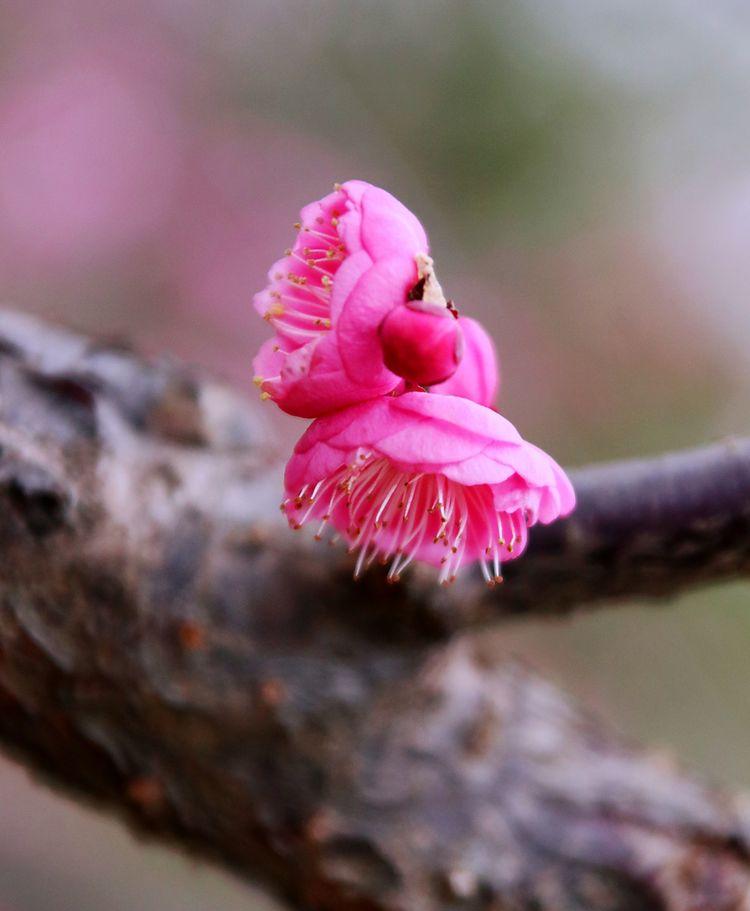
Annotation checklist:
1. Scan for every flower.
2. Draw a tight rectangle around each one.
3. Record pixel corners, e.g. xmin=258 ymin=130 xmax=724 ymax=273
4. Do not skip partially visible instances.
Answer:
xmin=432 ymin=316 xmax=499 ymax=407
xmin=257 ymin=181 xmax=571 ymax=585
xmin=253 ymin=180 xmax=430 ymax=417
xmin=283 ymin=392 xmax=575 ymax=585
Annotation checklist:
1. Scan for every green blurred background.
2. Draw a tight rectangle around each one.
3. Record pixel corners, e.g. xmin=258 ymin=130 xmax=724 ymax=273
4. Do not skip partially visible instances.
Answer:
xmin=1 ymin=1 xmax=749 ymax=908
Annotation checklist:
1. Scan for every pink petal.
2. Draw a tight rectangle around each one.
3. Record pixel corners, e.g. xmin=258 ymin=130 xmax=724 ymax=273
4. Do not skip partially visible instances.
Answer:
xmin=394 ymin=392 xmax=522 ymax=444
xmin=253 ymin=338 xmax=285 ymax=379
xmin=337 ymin=255 xmax=416 ymax=386
xmin=329 ymin=249 xmax=371 ymax=322
xmin=432 ymin=317 xmax=499 ymax=407
xmin=358 ymin=186 xmax=429 ymax=259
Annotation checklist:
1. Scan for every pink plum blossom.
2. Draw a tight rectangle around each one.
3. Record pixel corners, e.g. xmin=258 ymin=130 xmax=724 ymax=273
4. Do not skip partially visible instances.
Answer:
xmin=283 ymin=392 xmax=575 ymax=585
xmin=432 ymin=316 xmax=500 ymax=407
xmin=253 ymin=181 xmax=474 ymax=417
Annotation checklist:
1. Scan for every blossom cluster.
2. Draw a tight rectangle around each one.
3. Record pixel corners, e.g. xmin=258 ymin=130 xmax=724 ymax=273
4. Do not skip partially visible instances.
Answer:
xmin=253 ymin=181 xmax=574 ymax=585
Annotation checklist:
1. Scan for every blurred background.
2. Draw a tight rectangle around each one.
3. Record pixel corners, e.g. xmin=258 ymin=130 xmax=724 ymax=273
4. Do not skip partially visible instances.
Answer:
xmin=1 ymin=0 xmax=750 ymax=907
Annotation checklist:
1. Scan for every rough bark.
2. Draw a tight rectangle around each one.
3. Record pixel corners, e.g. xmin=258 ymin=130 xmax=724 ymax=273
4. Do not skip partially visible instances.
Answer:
xmin=1 ymin=308 xmax=750 ymax=911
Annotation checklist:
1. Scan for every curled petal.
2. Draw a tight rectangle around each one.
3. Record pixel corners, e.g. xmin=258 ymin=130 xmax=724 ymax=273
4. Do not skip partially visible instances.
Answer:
xmin=253 ymin=332 xmax=395 ymax=419
xmin=379 ymin=301 xmax=463 ymax=387
xmin=336 ymin=256 xmax=419 ymax=387
xmin=357 ymin=186 xmax=429 ymax=259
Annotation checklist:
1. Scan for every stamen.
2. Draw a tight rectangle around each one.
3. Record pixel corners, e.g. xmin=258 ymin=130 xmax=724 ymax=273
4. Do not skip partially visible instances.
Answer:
xmin=276 ymin=293 xmax=330 ymax=313
xmin=300 ymin=226 xmax=338 ymax=243
xmin=271 ymin=309 xmax=331 ymax=327
xmin=291 ymin=250 xmax=342 ymax=277
xmin=286 ymin=456 xmax=523 ymax=584
xmin=267 ymin=321 xmax=323 ymax=341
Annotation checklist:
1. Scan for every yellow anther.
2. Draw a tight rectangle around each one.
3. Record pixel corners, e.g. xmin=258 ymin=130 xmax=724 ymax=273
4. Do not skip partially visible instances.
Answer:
xmin=253 ymin=375 xmax=264 ymax=387
xmin=260 ymin=391 xmax=272 ymax=401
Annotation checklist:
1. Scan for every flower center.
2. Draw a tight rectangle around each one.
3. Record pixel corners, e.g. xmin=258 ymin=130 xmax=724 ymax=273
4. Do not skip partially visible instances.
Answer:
xmin=285 ymin=455 xmax=525 ymax=585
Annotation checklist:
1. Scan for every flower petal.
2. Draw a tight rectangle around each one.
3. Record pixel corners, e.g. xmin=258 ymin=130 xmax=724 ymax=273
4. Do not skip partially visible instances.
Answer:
xmin=432 ymin=317 xmax=499 ymax=407
xmin=337 ymin=255 xmax=416 ymax=386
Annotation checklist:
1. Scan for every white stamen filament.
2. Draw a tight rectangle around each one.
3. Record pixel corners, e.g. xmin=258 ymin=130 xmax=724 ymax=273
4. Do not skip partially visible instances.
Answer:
xmin=269 ymin=309 xmax=331 ymax=327
xmin=267 ymin=321 xmax=323 ymax=342
xmin=301 ymin=226 xmax=338 ymax=243
xmin=285 ymin=456 xmax=522 ymax=586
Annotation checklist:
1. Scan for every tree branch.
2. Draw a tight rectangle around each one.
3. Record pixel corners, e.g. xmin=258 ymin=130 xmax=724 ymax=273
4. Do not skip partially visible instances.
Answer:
xmin=481 ymin=435 xmax=750 ymax=618
xmin=2 ymin=308 xmax=750 ymax=911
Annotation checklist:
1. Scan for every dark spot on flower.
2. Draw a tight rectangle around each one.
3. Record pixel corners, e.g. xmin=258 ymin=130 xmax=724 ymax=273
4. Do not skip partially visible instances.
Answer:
xmin=408 ymin=277 xmax=426 ymax=301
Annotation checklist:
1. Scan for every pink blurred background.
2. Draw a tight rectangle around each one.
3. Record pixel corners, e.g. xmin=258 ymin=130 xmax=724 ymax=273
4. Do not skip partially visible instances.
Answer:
xmin=1 ymin=1 xmax=750 ymax=908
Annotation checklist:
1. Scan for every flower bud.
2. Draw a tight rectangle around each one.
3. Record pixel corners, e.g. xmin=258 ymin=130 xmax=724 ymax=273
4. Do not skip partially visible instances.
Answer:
xmin=378 ymin=300 xmax=463 ymax=387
